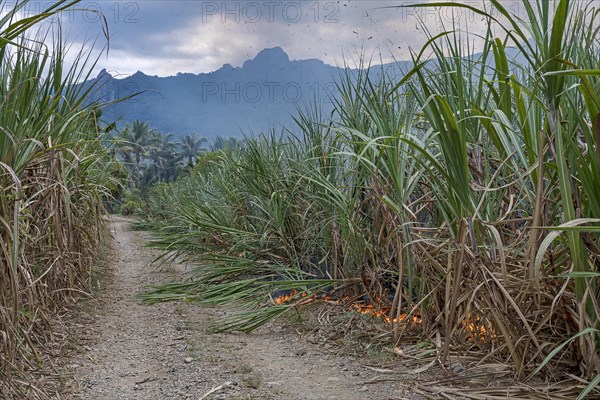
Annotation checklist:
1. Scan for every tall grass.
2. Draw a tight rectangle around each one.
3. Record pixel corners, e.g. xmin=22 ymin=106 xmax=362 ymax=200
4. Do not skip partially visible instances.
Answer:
xmin=0 ymin=1 xmax=119 ymax=398
xmin=141 ymin=0 xmax=599 ymax=396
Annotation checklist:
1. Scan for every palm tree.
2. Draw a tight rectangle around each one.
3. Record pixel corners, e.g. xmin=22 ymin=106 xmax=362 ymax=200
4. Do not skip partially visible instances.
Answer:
xmin=149 ymin=132 xmax=180 ymax=182
xmin=114 ymin=120 xmax=159 ymax=188
xmin=178 ymin=133 xmax=207 ymax=165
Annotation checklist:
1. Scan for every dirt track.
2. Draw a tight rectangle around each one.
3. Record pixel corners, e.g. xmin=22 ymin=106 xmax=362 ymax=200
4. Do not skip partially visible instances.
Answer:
xmin=63 ymin=217 xmax=417 ymax=399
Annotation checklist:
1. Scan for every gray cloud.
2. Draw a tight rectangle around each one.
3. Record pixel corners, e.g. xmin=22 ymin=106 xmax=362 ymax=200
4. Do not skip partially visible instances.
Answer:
xmin=37 ymin=0 xmax=525 ymax=77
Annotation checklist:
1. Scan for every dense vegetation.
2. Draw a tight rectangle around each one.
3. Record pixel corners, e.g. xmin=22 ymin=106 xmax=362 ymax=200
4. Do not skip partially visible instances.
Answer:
xmin=139 ymin=1 xmax=600 ymax=398
xmin=109 ymin=124 xmax=239 ymax=213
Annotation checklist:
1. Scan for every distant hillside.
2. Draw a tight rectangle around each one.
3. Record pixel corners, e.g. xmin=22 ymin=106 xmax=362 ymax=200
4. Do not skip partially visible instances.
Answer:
xmin=85 ymin=46 xmax=524 ymax=139
xmin=86 ymin=47 xmax=355 ymax=138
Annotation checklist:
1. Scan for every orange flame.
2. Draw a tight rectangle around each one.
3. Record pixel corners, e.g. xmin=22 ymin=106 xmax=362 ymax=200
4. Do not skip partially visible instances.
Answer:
xmin=464 ymin=316 xmax=493 ymax=340
xmin=274 ymin=291 xmax=422 ymax=326
xmin=274 ymin=290 xmax=298 ymax=304
xmin=349 ymin=303 xmax=421 ymax=325
xmin=272 ymin=291 xmax=492 ymax=341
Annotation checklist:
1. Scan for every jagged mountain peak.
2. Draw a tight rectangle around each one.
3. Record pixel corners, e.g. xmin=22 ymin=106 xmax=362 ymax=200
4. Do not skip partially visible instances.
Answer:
xmin=242 ymin=47 xmax=290 ymax=70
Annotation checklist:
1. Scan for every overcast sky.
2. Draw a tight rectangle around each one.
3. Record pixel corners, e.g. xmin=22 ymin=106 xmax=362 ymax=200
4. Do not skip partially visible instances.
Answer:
xmin=24 ymin=0 xmax=531 ymax=77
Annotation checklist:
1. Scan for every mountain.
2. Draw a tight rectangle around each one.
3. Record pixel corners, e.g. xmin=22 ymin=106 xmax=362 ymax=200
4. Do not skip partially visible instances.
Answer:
xmin=87 ymin=47 xmax=355 ymax=138
xmin=86 ymin=46 xmax=524 ymax=139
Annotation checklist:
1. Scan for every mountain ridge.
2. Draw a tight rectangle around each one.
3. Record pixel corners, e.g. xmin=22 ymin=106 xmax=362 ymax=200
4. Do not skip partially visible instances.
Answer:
xmin=88 ymin=47 xmax=409 ymax=138
xmin=89 ymin=46 xmax=522 ymax=138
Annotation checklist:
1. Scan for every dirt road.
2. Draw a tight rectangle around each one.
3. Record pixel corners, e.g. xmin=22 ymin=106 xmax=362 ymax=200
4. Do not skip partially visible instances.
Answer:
xmin=64 ymin=217 xmax=414 ymax=399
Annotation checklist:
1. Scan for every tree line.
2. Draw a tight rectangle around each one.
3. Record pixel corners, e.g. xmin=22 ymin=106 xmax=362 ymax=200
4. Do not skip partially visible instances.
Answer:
xmin=108 ymin=119 xmax=240 ymax=212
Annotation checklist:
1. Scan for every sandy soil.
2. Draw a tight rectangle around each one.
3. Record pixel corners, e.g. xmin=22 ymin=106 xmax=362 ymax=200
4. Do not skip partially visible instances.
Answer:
xmin=62 ymin=217 xmax=421 ymax=400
